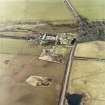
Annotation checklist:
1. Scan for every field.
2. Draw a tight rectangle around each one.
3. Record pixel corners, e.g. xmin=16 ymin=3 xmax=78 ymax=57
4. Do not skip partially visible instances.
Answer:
xmin=72 ymin=0 xmax=105 ymax=20
xmin=0 ymin=0 xmax=105 ymax=104
xmin=0 ymin=1 xmax=73 ymax=22
xmin=0 ymin=0 xmax=105 ymax=22
xmin=67 ymin=41 xmax=105 ymax=105
xmin=68 ymin=60 xmax=105 ymax=105
xmin=0 ymin=38 xmax=67 ymax=105
xmin=75 ymin=41 xmax=105 ymax=58
xmin=0 ymin=38 xmax=42 ymax=55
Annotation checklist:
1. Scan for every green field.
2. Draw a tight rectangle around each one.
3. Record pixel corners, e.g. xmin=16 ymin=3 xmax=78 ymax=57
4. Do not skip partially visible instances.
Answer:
xmin=68 ymin=60 xmax=105 ymax=105
xmin=0 ymin=0 xmax=73 ymax=22
xmin=0 ymin=0 xmax=105 ymax=22
xmin=72 ymin=0 xmax=105 ymax=20
xmin=75 ymin=41 xmax=105 ymax=58
xmin=0 ymin=38 xmax=42 ymax=55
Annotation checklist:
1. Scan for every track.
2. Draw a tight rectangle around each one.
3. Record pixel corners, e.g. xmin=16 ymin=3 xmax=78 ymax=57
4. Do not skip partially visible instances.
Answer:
xmin=74 ymin=56 xmax=105 ymax=61
xmin=64 ymin=0 xmax=81 ymax=22
xmin=0 ymin=34 xmax=38 ymax=40
xmin=58 ymin=42 xmax=77 ymax=105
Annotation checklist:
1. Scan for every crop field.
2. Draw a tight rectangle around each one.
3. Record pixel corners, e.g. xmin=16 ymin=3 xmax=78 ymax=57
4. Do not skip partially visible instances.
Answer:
xmin=0 ymin=0 xmax=105 ymax=22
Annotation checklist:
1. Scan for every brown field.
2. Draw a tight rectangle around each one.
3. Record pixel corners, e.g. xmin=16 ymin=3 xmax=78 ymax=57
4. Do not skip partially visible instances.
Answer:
xmin=0 ymin=38 xmax=67 ymax=105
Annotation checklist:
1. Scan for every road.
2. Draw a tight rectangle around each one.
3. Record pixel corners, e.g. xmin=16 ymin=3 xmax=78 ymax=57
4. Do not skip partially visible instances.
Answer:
xmin=58 ymin=1 xmax=80 ymax=105
xmin=58 ymin=42 xmax=77 ymax=105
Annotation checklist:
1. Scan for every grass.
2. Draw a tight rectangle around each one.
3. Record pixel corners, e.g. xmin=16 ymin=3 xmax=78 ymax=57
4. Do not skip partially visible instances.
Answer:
xmin=0 ymin=0 xmax=105 ymax=22
xmin=75 ymin=41 xmax=105 ymax=58
xmin=0 ymin=31 xmax=33 ymax=36
xmin=68 ymin=60 xmax=105 ymax=105
xmin=71 ymin=0 xmax=105 ymax=20
xmin=0 ymin=38 xmax=42 ymax=55
xmin=0 ymin=1 xmax=73 ymax=22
